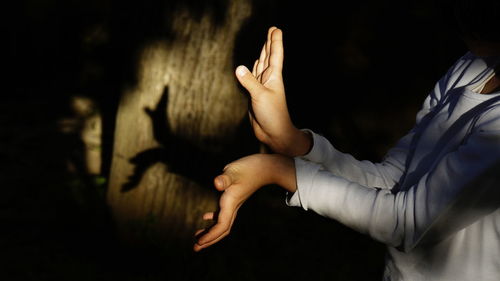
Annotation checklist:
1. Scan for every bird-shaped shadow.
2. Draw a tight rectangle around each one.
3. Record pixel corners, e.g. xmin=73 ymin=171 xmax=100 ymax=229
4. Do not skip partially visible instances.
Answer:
xmin=121 ymin=86 xmax=256 ymax=192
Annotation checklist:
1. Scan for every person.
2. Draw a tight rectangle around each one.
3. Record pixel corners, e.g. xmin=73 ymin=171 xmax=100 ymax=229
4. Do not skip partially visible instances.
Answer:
xmin=193 ymin=1 xmax=500 ymax=280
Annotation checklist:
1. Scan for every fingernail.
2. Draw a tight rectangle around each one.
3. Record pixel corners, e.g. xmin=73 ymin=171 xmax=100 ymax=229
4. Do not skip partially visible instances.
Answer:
xmin=236 ymin=66 xmax=248 ymax=77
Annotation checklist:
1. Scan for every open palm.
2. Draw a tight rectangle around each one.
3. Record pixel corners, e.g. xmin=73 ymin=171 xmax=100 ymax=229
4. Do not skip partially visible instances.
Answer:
xmin=236 ymin=27 xmax=298 ymax=155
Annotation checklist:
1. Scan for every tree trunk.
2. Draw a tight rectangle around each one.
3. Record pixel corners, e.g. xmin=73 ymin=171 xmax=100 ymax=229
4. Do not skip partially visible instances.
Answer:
xmin=107 ymin=0 xmax=253 ymax=250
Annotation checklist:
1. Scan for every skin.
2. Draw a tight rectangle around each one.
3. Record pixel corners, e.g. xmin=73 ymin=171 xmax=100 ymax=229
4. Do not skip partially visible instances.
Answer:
xmin=481 ymin=70 xmax=500 ymax=94
xmin=193 ymin=153 xmax=296 ymax=252
xmin=236 ymin=27 xmax=312 ymax=157
xmin=193 ymin=28 xmax=500 ymax=252
xmin=193 ymin=27 xmax=305 ymax=252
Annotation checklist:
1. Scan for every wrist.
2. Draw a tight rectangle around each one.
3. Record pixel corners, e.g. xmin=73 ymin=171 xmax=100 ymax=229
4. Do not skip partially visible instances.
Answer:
xmin=265 ymin=154 xmax=297 ymax=193
xmin=281 ymin=128 xmax=313 ymax=157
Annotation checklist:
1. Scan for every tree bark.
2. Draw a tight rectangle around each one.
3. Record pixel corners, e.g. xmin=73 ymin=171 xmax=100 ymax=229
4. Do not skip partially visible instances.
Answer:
xmin=107 ymin=0 xmax=253 ymax=250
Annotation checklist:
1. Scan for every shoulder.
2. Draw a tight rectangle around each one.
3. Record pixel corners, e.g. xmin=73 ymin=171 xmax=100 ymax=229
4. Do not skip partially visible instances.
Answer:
xmin=427 ymin=53 xmax=498 ymax=106
xmin=445 ymin=52 xmax=498 ymax=91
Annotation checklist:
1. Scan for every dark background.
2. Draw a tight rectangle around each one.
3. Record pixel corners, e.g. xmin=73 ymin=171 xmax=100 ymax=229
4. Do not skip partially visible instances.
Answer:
xmin=4 ymin=0 xmax=468 ymax=280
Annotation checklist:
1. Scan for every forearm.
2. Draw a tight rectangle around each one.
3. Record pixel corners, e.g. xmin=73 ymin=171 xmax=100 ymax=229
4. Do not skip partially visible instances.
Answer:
xmin=299 ymin=129 xmax=409 ymax=189
xmin=291 ymin=121 xmax=500 ymax=251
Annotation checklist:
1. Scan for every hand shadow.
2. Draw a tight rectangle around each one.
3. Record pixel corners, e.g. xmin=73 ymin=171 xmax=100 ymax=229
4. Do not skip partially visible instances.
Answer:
xmin=121 ymin=86 xmax=256 ymax=192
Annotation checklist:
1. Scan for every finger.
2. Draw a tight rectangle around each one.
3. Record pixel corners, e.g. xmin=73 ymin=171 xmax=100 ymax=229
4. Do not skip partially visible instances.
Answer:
xmin=260 ymin=67 xmax=273 ymax=86
xmin=256 ymin=44 xmax=266 ymax=79
xmin=252 ymin=59 xmax=258 ymax=76
xmin=195 ymin=228 xmax=206 ymax=237
xmin=214 ymin=174 xmax=232 ymax=191
xmin=193 ymin=228 xmax=209 ymax=250
xmin=236 ymin=66 xmax=267 ymax=96
xmin=194 ymin=233 xmax=209 ymax=251
xmin=202 ymin=212 xmax=214 ymax=220
xmin=269 ymin=28 xmax=284 ymax=72
xmin=264 ymin=26 xmax=277 ymax=71
xmin=193 ymin=242 xmax=204 ymax=252
xmin=194 ymin=227 xmax=230 ymax=252
xmin=194 ymin=207 xmax=239 ymax=252
xmin=196 ymin=205 xmax=234 ymax=246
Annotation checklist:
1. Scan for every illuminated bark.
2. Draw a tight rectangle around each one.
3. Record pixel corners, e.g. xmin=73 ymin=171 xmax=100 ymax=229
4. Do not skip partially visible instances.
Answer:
xmin=107 ymin=1 xmax=252 ymax=249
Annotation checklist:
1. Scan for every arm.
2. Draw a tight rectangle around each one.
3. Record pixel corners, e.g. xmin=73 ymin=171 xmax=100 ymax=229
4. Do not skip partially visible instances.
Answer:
xmin=297 ymin=90 xmax=430 ymax=189
xmin=236 ymin=26 xmax=423 ymax=189
xmin=299 ymin=129 xmax=413 ymax=189
xmin=237 ymin=28 xmax=476 ymax=187
xmin=194 ymin=122 xmax=499 ymax=252
xmin=289 ymin=111 xmax=500 ymax=251
xmin=297 ymin=52 xmax=480 ymax=189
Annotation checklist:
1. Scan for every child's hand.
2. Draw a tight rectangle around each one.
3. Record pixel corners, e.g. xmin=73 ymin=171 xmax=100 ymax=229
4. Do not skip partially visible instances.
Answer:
xmin=193 ymin=154 xmax=296 ymax=252
xmin=235 ymin=27 xmax=311 ymax=157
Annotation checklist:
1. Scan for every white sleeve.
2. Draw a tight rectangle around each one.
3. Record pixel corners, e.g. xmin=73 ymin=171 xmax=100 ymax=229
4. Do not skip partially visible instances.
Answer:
xmin=299 ymin=129 xmax=412 ymax=189
xmin=297 ymin=52 xmax=476 ymax=190
xmin=287 ymin=110 xmax=500 ymax=252
xmin=299 ymin=91 xmax=434 ymax=190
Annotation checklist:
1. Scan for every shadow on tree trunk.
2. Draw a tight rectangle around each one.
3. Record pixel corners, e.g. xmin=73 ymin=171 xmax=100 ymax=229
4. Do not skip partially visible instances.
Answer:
xmin=122 ymin=86 xmax=256 ymax=192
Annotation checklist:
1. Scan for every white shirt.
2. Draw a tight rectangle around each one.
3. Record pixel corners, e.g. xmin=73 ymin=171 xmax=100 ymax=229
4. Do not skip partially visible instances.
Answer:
xmin=287 ymin=52 xmax=500 ymax=281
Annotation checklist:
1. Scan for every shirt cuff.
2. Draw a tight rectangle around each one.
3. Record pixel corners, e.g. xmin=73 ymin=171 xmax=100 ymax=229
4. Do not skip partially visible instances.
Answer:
xmin=299 ymin=129 xmax=330 ymax=164
xmin=285 ymin=157 xmax=323 ymax=210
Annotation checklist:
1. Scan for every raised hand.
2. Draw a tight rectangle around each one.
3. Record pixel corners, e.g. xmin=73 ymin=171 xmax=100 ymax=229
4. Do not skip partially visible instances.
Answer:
xmin=236 ymin=27 xmax=312 ymax=157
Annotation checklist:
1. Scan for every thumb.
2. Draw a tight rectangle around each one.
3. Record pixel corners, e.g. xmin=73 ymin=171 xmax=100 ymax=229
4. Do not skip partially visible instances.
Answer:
xmin=214 ymin=174 xmax=232 ymax=191
xmin=235 ymin=65 xmax=266 ymax=96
